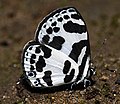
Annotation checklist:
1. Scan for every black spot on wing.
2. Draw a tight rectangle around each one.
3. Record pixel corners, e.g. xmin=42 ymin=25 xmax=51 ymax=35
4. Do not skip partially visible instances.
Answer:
xmin=42 ymin=71 xmax=53 ymax=86
xmin=63 ymin=60 xmax=71 ymax=74
xmin=63 ymin=21 xmax=86 ymax=34
xmin=30 ymin=58 xmax=35 ymax=64
xmin=29 ymin=46 xmax=33 ymax=50
xmin=28 ymin=71 xmax=36 ymax=77
xmin=55 ymin=13 xmax=59 ymax=17
xmin=46 ymin=27 xmax=53 ymax=34
xmin=25 ymin=52 xmax=29 ymax=56
xmin=36 ymin=56 xmax=46 ymax=72
xmin=35 ymin=47 xmax=41 ymax=53
xmin=57 ymin=17 xmax=63 ymax=22
xmin=49 ymin=18 xmax=52 ymax=21
xmin=31 ymin=54 xmax=36 ymax=59
xmin=42 ymin=35 xmax=50 ymax=44
xmin=64 ymin=15 xmax=70 ymax=19
xmin=53 ymin=27 xmax=60 ymax=33
xmin=51 ymin=21 xmax=57 ymax=26
xmin=69 ymin=9 xmax=75 ymax=12
xmin=30 ymin=65 xmax=34 ymax=70
xmin=43 ymin=24 xmax=46 ymax=28
xmin=69 ymin=40 xmax=89 ymax=63
xmin=71 ymin=14 xmax=81 ymax=20
xmin=41 ymin=45 xmax=52 ymax=58
xmin=48 ymin=36 xmax=65 ymax=50
xmin=61 ymin=10 xmax=67 ymax=14
xmin=34 ymin=78 xmax=40 ymax=86
xmin=64 ymin=69 xmax=75 ymax=83
xmin=34 ymin=78 xmax=44 ymax=87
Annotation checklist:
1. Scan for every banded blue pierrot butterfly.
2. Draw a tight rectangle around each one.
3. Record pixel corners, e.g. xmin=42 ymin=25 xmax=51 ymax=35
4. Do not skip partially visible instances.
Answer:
xmin=22 ymin=7 xmax=95 ymax=89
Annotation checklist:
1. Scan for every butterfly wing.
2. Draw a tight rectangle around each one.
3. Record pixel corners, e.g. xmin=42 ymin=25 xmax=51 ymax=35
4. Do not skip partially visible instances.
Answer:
xmin=22 ymin=41 xmax=79 ymax=87
xmin=35 ymin=7 xmax=92 ymax=85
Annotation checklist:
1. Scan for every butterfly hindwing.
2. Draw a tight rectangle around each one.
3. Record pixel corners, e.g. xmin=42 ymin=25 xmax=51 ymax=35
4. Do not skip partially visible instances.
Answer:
xmin=22 ymin=41 xmax=79 ymax=87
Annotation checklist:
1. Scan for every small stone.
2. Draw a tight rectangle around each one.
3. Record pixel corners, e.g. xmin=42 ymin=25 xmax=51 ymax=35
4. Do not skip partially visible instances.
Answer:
xmin=99 ymin=54 xmax=103 ymax=58
xmin=113 ymin=94 xmax=116 ymax=97
xmin=13 ymin=64 xmax=17 ymax=68
xmin=51 ymin=97 xmax=55 ymax=102
xmin=2 ymin=95 xmax=6 ymax=99
xmin=100 ymin=75 xmax=109 ymax=81
xmin=34 ymin=100 xmax=37 ymax=103
xmin=51 ymin=97 xmax=55 ymax=100
xmin=110 ymin=58 xmax=116 ymax=62
xmin=25 ymin=98 xmax=29 ymax=101
xmin=104 ymin=64 xmax=110 ymax=68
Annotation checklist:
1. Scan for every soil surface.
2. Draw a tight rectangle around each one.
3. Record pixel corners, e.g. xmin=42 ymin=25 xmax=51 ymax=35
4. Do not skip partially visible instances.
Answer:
xmin=0 ymin=0 xmax=120 ymax=104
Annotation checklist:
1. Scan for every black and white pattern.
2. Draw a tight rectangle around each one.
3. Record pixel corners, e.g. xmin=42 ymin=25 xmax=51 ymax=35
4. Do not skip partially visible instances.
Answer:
xmin=22 ymin=7 xmax=95 ymax=89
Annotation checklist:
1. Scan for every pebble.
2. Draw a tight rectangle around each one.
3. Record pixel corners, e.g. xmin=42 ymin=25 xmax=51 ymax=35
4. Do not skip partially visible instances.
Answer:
xmin=100 ymin=75 xmax=109 ymax=81
xmin=113 ymin=94 xmax=116 ymax=97
xmin=2 ymin=96 xmax=6 ymax=99
xmin=110 ymin=58 xmax=116 ymax=62
xmin=51 ymin=97 xmax=55 ymax=100
xmin=2 ymin=95 xmax=10 ymax=99
xmin=51 ymin=96 xmax=55 ymax=103
xmin=104 ymin=64 xmax=110 ymax=68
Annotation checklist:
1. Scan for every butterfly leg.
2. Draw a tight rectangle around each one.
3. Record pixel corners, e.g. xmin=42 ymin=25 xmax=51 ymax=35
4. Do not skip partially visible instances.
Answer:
xmin=87 ymin=62 xmax=96 ymax=77
xmin=71 ymin=82 xmax=77 ymax=90
xmin=83 ymin=78 xmax=92 ymax=88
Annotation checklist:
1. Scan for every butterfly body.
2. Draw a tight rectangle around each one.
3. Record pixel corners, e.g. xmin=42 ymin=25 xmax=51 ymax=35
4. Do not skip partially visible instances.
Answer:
xmin=22 ymin=7 xmax=95 ymax=89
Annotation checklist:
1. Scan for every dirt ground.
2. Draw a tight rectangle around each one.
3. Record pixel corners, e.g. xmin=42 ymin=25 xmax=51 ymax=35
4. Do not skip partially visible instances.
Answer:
xmin=0 ymin=0 xmax=120 ymax=104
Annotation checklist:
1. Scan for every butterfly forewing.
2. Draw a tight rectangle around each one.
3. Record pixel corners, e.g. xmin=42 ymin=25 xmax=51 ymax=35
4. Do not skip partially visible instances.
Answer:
xmin=35 ymin=7 xmax=92 ymax=84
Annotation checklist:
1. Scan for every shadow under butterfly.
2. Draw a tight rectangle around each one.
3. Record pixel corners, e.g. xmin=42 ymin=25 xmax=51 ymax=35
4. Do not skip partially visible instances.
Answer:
xmin=21 ymin=7 xmax=95 ymax=93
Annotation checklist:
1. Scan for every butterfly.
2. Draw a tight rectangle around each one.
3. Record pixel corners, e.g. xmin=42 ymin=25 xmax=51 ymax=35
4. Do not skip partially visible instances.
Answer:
xmin=22 ymin=7 xmax=95 ymax=89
